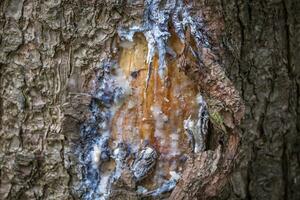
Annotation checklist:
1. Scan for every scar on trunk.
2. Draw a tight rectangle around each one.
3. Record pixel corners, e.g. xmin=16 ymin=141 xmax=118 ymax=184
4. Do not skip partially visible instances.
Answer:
xmin=76 ymin=0 xmax=244 ymax=199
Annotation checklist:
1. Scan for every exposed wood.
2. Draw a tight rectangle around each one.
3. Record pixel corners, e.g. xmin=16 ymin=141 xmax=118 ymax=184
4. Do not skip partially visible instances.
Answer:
xmin=0 ymin=0 xmax=299 ymax=199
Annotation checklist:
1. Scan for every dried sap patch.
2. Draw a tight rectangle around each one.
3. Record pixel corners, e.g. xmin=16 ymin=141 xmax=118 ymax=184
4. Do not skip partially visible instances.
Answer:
xmin=77 ymin=0 xmax=214 ymax=198
xmin=118 ymin=0 xmax=210 ymax=80
xmin=77 ymin=60 xmax=131 ymax=199
xmin=111 ymin=32 xmax=203 ymax=192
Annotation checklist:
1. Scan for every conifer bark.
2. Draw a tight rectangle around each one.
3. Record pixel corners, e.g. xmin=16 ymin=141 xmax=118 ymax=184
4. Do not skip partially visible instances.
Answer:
xmin=0 ymin=0 xmax=299 ymax=199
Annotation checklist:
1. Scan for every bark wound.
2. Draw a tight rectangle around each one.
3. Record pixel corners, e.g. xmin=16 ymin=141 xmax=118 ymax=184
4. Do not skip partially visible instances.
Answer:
xmin=1 ymin=0 xmax=298 ymax=199
xmin=116 ymin=0 xmax=244 ymax=199
xmin=76 ymin=0 xmax=244 ymax=199
xmin=114 ymin=33 xmax=200 ymax=191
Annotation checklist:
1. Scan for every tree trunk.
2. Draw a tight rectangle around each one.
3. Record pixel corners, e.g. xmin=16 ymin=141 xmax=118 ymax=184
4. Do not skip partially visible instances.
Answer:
xmin=0 ymin=0 xmax=299 ymax=200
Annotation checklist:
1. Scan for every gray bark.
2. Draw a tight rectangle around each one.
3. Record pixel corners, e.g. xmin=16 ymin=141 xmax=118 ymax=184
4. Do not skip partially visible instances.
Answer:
xmin=0 ymin=0 xmax=299 ymax=199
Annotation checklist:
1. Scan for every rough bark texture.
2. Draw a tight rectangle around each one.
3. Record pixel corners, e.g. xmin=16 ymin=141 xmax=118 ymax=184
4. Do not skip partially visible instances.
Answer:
xmin=0 ymin=0 xmax=299 ymax=200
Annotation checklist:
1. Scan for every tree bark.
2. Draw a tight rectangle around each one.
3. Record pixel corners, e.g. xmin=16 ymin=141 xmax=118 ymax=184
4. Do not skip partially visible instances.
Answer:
xmin=0 ymin=0 xmax=299 ymax=200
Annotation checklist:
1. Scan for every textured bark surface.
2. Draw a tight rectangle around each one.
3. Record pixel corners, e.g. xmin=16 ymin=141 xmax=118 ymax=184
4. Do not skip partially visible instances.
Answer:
xmin=0 ymin=0 xmax=299 ymax=200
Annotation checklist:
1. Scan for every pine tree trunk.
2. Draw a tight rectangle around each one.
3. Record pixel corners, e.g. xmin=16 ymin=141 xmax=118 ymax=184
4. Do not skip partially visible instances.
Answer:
xmin=0 ymin=0 xmax=299 ymax=199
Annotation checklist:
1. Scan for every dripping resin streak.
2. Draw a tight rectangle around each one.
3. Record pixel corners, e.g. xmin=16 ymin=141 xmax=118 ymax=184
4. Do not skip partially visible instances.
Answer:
xmin=77 ymin=0 xmax=210 ymax=199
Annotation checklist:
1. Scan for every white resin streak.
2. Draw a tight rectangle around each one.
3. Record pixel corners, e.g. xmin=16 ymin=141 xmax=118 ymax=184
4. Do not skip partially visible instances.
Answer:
xmin=79 ymin=60 xmax=131 ymax=200
xmin=80 ymin=0 xmax=212 ymax=197
xmin=184 ymin=94 xmax=209 ymax=153
xmin=118 ymin=0 xmax=210 ymax=80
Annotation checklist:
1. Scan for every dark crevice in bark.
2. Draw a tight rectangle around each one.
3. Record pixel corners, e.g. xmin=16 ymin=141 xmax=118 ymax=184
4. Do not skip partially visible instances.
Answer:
xmin=296 ymin=82 xmax=300 ymax=136
xmin=19 ymin=127 xmax=24 ymax=152
xmin=246 ymin=149 xmax=253 ymax=200
xmin=0 ymin=64 xmax=3 ymax=132
xmin=282 ymin=1 xmax=292 ymax=200
xmin=282 ymin=0 xmax=292 ymax=79
xmin=235 ymin=0 xmax=245 ymax=51
xmin=247 ymin=0 xmax=252 ymax=24
xmin=220 ymin=0 xmax=226 ymax=25
xmin=282 ymin=135 xmax=289 ymax=200
xmin=235 ymin=0 xmax=246 ymax=103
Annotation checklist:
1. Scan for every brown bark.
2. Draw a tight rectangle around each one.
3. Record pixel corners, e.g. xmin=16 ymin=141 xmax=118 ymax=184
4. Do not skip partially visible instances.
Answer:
xmin=0 ymin=0 xmax=299 ymax=200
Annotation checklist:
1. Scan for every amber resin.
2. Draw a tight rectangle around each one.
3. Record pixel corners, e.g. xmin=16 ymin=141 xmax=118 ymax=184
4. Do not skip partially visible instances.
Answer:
xmin=111 ymin=33 xmax=200 ymax=188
